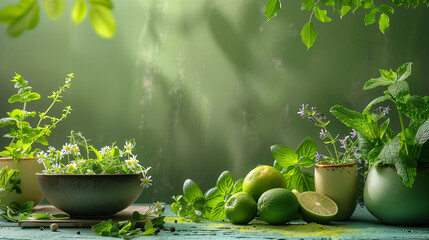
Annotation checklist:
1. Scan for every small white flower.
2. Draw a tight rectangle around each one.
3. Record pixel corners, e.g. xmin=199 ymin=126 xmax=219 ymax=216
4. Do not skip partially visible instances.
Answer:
xmin=154 ymin=201 xmax=165 ymax=211
xmin=72 ymin=144 xmax=80 ymax=156
xmin=140 ymin=175 xmax=152 ymax=188
xmin=124 ymin=141 xmax=134 ymax=154
xmin=66 ymin=163 xmax=77 ymax=172
xmin=119 ymin=150 xmax=124 ymax=157
xmin=48 ymin=146 xmax=56 ymax=155
xmin=77 ymin=159 xmax=85 ymax=164
xmin=62 ymin=143 xmax=73 ymax=155
xmin=100 ymin=146 xmax=111 ymax=156
xmin=86 ymin=169 xmax=95 ymax=175
xmin=0 ymin=187 xmax=6 ymax=192
xmin=36 ymin=151 xmax=47 ymax=163
xmin=125 ymin=155 xmax=139 ymax=169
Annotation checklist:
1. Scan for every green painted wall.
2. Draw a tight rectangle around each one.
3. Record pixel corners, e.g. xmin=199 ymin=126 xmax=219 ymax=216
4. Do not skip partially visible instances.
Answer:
xmin=0 ymin=0 xmax=428 ymax=203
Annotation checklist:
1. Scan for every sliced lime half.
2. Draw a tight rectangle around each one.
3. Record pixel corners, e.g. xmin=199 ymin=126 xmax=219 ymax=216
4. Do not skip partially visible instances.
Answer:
xmin=298 ymin=191 xmax=338 ymax=225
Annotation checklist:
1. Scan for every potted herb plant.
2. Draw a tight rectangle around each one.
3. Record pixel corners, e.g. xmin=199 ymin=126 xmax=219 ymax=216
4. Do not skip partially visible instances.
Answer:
xmin=36 ymin=131 xmax=152 ymax=217
xmin=0 ymin=73 xmax=73 ymax=206
xmin=330 ymin=62 xmax=429 ymax=225
xmin=297 ymin=105 xmax=360 ymax=221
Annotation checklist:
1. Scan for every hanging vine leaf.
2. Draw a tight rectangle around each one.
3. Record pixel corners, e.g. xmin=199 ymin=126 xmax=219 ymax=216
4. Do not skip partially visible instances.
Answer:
xmin=89 ymin=4 xmax=116 ymax=38
xmin=301 ymin=22 xmax=317 ymax=50
xmin=378 ymin=13 xmax=390 ymax=33
xmin=265 ymin=0 xmax=281 ymax=21
xmin=72 ymin=0 xmax=87 ymax=24
xmin=315 ymin=5 xmax=332 ymax=22
xmin=42 ymin=0 xmax=65 ymax=20
xmin=7 ymin=0 xmax=39 ymax=37
xmin=364 ymin=8 xmax=379 ymax=25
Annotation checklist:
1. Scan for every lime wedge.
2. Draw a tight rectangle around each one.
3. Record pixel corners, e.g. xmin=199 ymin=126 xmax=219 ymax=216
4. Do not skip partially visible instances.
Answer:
xmin=298 ymin=191 xmax=338 ymax=225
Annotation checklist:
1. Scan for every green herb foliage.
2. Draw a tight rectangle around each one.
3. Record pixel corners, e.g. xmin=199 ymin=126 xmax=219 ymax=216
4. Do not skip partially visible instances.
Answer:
xmin=0 ymin=167 xmax=21 ymax=200
xmin=92 ymin=203 xmax=165 ymax=239
xmin=0 ymin=0 xmax=116 ymax=38
xmin=171 ymin=171 xmax=243 ymax=222
xmin=265 ymin=0 xmax=428 ymax=49
xmin=0 ymin=73 xmax=73 ymax=162
xmin=270 ymin=137 xmax=316 ymax=192
xmin=0 ymin=201 xmax=34 ymax=222
xmin=330 ymin=62 xmax=429 ymax=187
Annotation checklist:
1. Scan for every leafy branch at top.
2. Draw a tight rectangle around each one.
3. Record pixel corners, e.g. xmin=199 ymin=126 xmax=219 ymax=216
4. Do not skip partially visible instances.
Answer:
xmin=0 ymin=0 xmax=116 ymax=38
xmin=265 ymin=0 xmax=428 ymax=49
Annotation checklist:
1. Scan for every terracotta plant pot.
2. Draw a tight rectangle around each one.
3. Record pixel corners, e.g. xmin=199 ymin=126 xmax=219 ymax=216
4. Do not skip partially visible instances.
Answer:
xmin=36 ymin=173 xmax=144 ymax=218
xmin=0 ymin=158 xmax=44 ymax=206
xmin=364 ymin=165 xmax=429 ymax=225
xmin=315 ymin=162 xmax=358 ymax=221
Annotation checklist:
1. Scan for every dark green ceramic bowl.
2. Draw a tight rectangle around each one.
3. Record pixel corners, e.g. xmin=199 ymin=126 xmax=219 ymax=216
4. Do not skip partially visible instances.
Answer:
xmin=36 ymin=173 xmax=144 ymax=218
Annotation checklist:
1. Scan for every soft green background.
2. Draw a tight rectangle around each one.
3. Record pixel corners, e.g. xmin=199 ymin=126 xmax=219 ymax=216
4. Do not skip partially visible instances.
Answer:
xmin=0 ymin=1 xmax=428 ymax=203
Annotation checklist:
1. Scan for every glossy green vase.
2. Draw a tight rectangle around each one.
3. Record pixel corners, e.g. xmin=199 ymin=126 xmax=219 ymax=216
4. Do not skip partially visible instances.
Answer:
xmin=364 ymin=165 xmax=429 ymax=225
xmin=315 ymin=162 xmax=358 ymax=221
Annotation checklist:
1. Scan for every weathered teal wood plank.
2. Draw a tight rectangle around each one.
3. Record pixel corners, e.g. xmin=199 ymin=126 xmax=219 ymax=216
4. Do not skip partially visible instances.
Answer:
xmin=1 ymin=205 xmax=428 ymax=239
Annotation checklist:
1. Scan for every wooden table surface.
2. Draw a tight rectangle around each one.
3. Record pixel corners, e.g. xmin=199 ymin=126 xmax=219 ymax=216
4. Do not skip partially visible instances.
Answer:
xmin=1 ymin=204 xmax=428 ymax=239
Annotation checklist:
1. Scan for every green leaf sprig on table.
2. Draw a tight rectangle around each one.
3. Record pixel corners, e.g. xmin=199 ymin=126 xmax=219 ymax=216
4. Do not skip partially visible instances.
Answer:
xmin=264 ymin=0 xmax=429 ymax=49
xmin=330 ymin=62 xmax=429 ymax=187
xmin=171 ymin=171 xmax=243 ymax=222
xmin=91 ymin=203 xmax=165 ymax=238
xmin=0 ymin=0 xmax=116 ymax=38
xmin=0 ymin=201 xmax=34 ymax=222
xmin=0 ymin=73 xmax=73 ymax=163
xmin=270 ymin=137 xmax=316 ymax=193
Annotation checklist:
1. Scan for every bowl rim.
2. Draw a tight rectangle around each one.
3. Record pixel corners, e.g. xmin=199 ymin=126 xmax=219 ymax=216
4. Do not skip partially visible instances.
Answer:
xmin=36 ymin=173 xmax=143 ymax=176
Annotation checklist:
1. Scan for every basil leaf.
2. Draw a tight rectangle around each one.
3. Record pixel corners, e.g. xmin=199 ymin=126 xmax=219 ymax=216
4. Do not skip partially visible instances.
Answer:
xmin=216 ymin=171 xmax=234 ymax=195
xmin=183 ymin=179 xmax=203 ymax=202
xmin=209 ymin=201 xmax=226 ymax=222
xmin=296 ymin=137 xmax=317 ymax=161
xmin=299 ymin=157 xmax=315 ymax=168
xmin=231 ymin=178 xmax=244 ymax=194
xmin=271 ymin=144 xmax=298 ymax=168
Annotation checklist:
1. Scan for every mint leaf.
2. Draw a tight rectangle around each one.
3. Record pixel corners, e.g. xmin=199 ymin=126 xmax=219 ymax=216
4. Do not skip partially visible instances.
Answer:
xmin=363 ymin=76 xmax=393 ymax=90
xmin=216 ymin=171 xmax=234 ymax=195
xmin=364 ymin=8 xmax=379 ymax=25
xmin=271 ymin=144 xmax=298 ymax=168
xmin=301 ymin=22 xmax=317 ymax=50
xmin=330 ymin=105 xmax=377 ymax=140
xmin=396 ymin=62 xmax=413 ymax=82
xmin=72 ymin=0 xmax=87 ymax=24
xmin=415 ymin=119 xmax=429 ymax=145
xmin=42 ymin=0 xmax=64 ymax=20
xmin=388 ymin=81 xmax=410 ymax=102
xmin=265 ymin=0 xmax=281 ymax=21
xmin=183 ymin=179 xmax=203 ymax=202
xmin=363 ymin=95 xmax=391 ymax=112
xmin=397 ymin=96 xmax=429 ymax=123
xmin=314 ymin=5 xmax=332 ymax=23
xmin=378 ymin=13 xmax=389 ymax=33
xmin=296 ymin=137 xmax=317 ymax=161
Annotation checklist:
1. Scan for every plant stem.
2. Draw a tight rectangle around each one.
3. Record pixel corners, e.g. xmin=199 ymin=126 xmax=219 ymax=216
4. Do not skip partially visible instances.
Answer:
xmin=396 ymin=106 xmax=409 ymax=155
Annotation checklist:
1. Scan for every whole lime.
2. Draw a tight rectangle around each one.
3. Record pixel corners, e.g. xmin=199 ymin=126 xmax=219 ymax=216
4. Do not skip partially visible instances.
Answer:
xmin=225 ymin=192 xmax=257 ymax=225
xmin=243 ymin=165 xmax=287 ymax=201
xmin=257 ymin=188 xmax=299 ymax=225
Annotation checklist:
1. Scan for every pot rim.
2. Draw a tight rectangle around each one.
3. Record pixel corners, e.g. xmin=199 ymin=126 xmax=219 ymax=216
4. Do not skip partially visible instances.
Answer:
xmin=36 ymin=173 xmax=143 ymax=176
xmin=0 ymin=157 xmax=38 ymax=161
xmin=315 ymin=161 xmax=357 ymax=168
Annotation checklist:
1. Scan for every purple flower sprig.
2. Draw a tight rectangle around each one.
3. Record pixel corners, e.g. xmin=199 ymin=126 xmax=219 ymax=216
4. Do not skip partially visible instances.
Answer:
xmin=298 ymin=104 xmax=361 ymax=165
